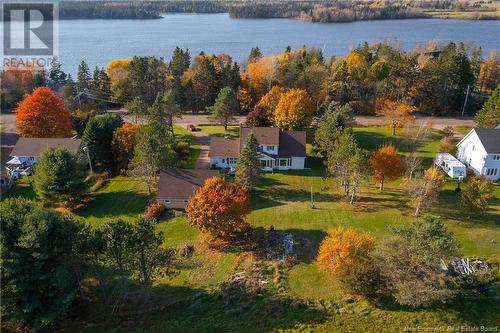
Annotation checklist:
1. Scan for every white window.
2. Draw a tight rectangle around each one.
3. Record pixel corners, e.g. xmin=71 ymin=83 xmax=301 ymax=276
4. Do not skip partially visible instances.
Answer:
xmin=279 ymin=158 xmax=291 ymax=167
xmin=486 ymin=168 xmax=498 ymax=176
xmin=267 ymin=145 xmax=275 ymax=151
xmin=227 ymin=157 xmax=237 ymax=165
xmin=472 ymin=145 xmax=475 ymax=151
xmin=493 ymin=155 xmax=500 ymax=160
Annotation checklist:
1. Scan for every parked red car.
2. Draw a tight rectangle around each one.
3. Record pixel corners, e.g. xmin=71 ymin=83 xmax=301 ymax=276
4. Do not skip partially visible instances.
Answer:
xmin=186 ymin=124 xmax=197 ymax=132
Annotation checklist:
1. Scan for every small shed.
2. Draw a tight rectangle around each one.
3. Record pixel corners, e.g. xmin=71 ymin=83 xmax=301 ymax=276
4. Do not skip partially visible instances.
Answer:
xmin=435 ymin=153 xmax=466 ymax=179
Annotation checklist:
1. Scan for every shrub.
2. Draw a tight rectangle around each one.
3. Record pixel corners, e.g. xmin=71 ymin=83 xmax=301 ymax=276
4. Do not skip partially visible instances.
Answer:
xmin=441 ymin=126 xmax=454 ymax=137
xmin=145 ymin=202 xmax=166 ymax=221
xmin=174 ymin=140 xmax=191 ymax=167
xmin=439 ymin=136 xmax=457 ymax=154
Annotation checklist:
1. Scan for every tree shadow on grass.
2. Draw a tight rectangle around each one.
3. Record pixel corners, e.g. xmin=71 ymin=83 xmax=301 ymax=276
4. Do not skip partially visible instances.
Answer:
xmin=373 ymin=286 xmax=500 ymax=328
xmin=78 ymin=189 xmax=149 ymax=219
xmin=436 ymin=189 xmax=500 ymax=227
xmin=354 ymin=130 xmax=395 ymax=152
xmin=59 ymin=280 xmax=327 ymax=333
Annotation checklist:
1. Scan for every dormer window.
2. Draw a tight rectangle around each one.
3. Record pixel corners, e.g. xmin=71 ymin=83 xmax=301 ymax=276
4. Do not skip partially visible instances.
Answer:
xmin=267 ymin=145 xmax=275 ymax=151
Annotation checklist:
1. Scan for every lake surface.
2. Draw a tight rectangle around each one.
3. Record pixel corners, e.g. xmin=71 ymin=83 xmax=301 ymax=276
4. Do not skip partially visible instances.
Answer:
xmin=58 ymin=13 xmax=500 ymax=74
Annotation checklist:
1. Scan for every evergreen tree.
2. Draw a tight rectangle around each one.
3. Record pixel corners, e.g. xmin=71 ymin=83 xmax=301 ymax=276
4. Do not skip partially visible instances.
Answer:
xmin=33 ymin=69 xmax=47 ymax=87
xmin=248 ymin=46 xmax=262 ymax=62
xmin=82 ymin=113 xmax=123 ymax=171
xmin=49 ymin=58 xmax=67 ymax=85
xmin=1 ymin=198 xmax=86 ymax=329
xmin=169 ymin=46 xmax=190 ymax=78
xmin=475 ymin=86 xmax=500 ymax=128
xmin=193 ymin=55 xmax=219 ymax=110
xmin=235 ymin=133 xmax=261 ymax=189
xmin=77 ymin=60 xmax=91 ymax=92
xmin=33 ymin=148 xmax=88 ymax=205
xmin=128 ymin=56 xmax=168 ymax=106
xmin=207 ymin=86 xmax=239 ymax=131
xmin=129 ymin=100 xmax=177 ymax=193
xmin=314 ymin=102 xmax=354 ymax=156
xmin=162 ymin=90 xmax=182 ymax=137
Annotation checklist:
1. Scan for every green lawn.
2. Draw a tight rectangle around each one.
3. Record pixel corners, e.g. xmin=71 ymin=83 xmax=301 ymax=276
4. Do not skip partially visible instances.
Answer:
xmin=4 ymin=126 xmax=499 ymax=332
xmin=77 ymin=176 xmax=149 ymax=226
xmin=174 ymin=125 xmax=201 ymax=168
xmin=197 ymin=124 xmax=240 ymax=138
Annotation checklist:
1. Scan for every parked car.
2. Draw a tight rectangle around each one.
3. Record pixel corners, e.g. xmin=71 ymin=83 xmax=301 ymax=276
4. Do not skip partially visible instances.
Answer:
xmin=186 ymin=124 xmax=198 ymax=132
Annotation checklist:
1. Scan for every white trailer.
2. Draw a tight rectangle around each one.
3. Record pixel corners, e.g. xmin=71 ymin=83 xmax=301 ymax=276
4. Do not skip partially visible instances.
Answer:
xmin=435 ymin=153 xmax=466 ymax=179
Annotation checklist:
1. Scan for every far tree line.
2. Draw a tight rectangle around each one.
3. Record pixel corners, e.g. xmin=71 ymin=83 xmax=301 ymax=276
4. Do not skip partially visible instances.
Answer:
xmin=2 ymin=41 xmax=499 ymax=127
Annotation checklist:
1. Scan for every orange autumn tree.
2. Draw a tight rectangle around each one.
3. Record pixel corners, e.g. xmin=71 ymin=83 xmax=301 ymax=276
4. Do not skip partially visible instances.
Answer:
xmin=257 ymin=85 xmax=284 ymax=122
xmin=317 ymin=227 xmax=375 ymax=277
xmin=369 ymin=144 xmax=406 ymax=190
xmin=186 ymin=177 xmax=250 ymax=240
xmin=375 ymin=98 xmax=416 ymax=135
xmin=112 ymin=123 xmax=142 ymax=171
xmin=273 ymin=88 xmax=314 ymax=131
xmin=17 ymin=87 xmax=72 ymax=138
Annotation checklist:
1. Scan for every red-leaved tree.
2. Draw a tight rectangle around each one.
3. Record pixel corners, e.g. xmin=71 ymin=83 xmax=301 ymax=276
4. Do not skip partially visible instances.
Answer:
xmin=186 ymin=177 xmax=250 ymax=240
xmin=17 ymin=87 xmax=73 ymax=138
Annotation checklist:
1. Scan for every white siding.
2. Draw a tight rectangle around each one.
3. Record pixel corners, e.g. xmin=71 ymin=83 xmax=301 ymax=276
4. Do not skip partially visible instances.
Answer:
xmin=210 ymin=156 xmax=237 ymax=169
xmin=261 ymin=145 xmax=278 ymax=155
xmin=457 ymin=130 xmax=500 ymax=180
xmin=457 ymin=131 xmax=487 ymax=176
xmin=483 ymin=154 xmax=500 ymax=180
xmin=290 ymin=157 xmax=305 ymax=170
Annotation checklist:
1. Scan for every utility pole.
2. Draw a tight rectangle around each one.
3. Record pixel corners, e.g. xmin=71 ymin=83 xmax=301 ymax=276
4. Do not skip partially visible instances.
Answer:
xmin=461 ymin=84 xmax=470 ymax=116
xmin=310 ymin=185 xmax=315 ymax=209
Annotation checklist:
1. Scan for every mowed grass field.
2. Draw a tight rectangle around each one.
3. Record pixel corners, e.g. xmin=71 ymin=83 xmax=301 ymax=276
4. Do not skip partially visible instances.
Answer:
xmin=3 ymin=126 xmax=499 ymax=332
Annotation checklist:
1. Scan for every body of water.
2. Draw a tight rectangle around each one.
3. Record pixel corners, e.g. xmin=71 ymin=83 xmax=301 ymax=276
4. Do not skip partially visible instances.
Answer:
xmin=58 ymin=13 xmax=500 ymax=74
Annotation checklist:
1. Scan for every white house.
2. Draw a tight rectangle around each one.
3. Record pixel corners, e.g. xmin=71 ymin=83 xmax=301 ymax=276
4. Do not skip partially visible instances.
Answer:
xmin=456 ymin=128 xmax=500 ymax=181
xmin=6 ymin=138 xmax=82 ymax=178
xmin=209 ymin=127 xmax=306 ymax=171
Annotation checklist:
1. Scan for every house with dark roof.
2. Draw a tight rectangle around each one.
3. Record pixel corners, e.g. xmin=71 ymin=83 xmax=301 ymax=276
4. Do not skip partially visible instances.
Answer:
xmin=209 ymin=127 xmax=306 ymax=171
xmin=6 ymin=138 xmax=82 ymax=178
xmin=156 ymin=168 xmax=220 ymax=209
xmin=456 ymin=128 xmax=500 ymax=181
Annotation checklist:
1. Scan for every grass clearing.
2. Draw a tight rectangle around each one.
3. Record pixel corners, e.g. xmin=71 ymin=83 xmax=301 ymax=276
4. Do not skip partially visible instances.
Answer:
xmin=4 ymin=125 xmax=499 ymax=332
xmin=197 ymin=125 xmax=240 ymax=138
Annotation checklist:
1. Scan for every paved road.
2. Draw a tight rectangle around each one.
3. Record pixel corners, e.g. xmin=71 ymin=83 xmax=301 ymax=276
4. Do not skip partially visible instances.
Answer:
xmin=1 ymin=111 xmax=476 ymax=171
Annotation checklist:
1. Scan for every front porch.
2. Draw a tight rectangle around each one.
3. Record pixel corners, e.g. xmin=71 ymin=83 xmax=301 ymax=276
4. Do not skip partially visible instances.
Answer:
xmin=259 ymin=155 xmax=293 ymax=171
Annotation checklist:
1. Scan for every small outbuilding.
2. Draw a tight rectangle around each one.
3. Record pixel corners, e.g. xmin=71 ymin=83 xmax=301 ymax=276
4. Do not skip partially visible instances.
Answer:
xmin=156 ymin=168 xmax=220 ymax=209
xmin=435 ymin=153 xmax=466 ymax=179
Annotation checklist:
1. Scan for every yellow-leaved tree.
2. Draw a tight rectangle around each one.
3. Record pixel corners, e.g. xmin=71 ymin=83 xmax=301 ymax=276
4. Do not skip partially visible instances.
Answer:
xmin=317 ymin=227 xmax=378 ymax=297
xmin=375 ymin=98 xmax=416 ymax=135
xmin=273 ymin=88 xmax=314 ymax=131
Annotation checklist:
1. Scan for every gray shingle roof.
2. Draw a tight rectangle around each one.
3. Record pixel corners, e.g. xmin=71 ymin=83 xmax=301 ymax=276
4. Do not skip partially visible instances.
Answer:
xmin=475 ymin=128 xmax=500 ymax=153
xmin=208 ymin=137 xmax=240 ymax=157
xmin=209 ymin=127 xmax=307 ymax=158
xmin=10 ymin=138 xmax=82 ymax=157
xmin=278 ymin=131 xmax=306 ymax=158
xmin=240 ymin=127 xmax=280 ymax=145
xmin=156 ymin=168 xmax=220 ymax=200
